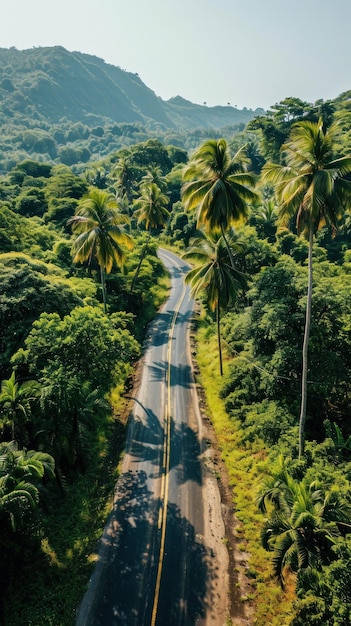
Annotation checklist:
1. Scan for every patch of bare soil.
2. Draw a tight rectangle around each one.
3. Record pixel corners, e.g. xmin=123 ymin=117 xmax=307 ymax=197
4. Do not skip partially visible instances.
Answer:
xmin=194 ymin=377 xmax=255 ymax=626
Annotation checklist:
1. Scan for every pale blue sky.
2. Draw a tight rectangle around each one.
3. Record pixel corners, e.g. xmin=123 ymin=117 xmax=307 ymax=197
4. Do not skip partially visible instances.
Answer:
xmin=1 ymin=0 xmax=350 ymax=110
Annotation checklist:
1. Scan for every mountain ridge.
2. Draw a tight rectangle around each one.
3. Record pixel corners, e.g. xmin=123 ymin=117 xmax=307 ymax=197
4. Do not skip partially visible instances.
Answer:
xmin=0 ymin=46 xmax=264 ymax=130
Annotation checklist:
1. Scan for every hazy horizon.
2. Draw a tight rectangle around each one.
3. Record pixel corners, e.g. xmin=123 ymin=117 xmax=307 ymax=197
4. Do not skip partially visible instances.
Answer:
xmin=1 ymin=0 xmax=350 ymax=110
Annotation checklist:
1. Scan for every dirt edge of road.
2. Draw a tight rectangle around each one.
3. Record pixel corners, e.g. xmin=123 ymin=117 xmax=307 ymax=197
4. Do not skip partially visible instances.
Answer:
xmin=194 ymin=369 xmax=255 ymax=626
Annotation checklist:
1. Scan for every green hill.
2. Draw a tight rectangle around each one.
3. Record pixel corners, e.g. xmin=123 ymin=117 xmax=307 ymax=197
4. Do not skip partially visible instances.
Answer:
xmin=0 ymin=46 xmax=262 ymax=129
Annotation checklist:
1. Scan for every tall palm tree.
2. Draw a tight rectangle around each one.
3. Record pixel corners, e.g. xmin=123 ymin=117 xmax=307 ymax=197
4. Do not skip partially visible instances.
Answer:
xmin=115 ymin=191 xmax=133 ymax=232
xmin=262 ymin=118 xmax=351 ymax=458
xmin=112 ymin=156 xmax=136 ymax=203
xmin=181 ymin=138 xmax=257 ymax=267
xmin=130 ymin=182 xmax=169 ymax=291
xmin=68 ymin=187 xmax=133 ymax=313
xmin=258 ymin=456 xmax=351 ymax=589
xmin=183 ymin=231 xmax=247 ymax=375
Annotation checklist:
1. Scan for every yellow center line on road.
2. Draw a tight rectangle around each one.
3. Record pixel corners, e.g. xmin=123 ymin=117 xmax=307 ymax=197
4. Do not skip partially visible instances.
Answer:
xmin=151 ymin=274 xmax=187 ymax=626
xmin=157 ymin=404 xmax=168 ymax=530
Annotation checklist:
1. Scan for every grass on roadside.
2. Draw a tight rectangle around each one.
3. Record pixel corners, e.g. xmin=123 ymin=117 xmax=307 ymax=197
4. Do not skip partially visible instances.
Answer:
xmin=195 ymin=320 xmax=296 ymax=626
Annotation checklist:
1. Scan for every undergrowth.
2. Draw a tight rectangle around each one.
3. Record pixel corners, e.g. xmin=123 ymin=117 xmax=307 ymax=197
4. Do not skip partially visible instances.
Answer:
xmin=4 ymin=411 xmax=126 ymax=626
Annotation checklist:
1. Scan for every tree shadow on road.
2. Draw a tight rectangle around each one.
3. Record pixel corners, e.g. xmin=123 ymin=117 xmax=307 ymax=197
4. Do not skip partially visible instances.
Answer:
xmin=76 ymin=469 xmax=217 ymax=626
xmin=146 ymin=312 xmax=171 ymax=347
xmin=145 ymin=308 xmax=193 ymax=348
xmin=125 ymin=407 xmax=203 ymax=486
xmin=148 ymin=360 xmax=193 ymax=388
xmin=124 ymin=403 xmax=164 ymax=468
xmin=170 ymin=419 xmax=203 ymax=486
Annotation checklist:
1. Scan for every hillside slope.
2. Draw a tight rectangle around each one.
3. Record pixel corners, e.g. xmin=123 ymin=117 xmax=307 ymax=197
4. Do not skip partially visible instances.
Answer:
xmin=0 ymin=46 xmax=263 ymax=130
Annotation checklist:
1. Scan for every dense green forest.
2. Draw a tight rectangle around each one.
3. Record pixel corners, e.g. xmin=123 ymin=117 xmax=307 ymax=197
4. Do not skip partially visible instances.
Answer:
xmin=1 ymin=61 xmax=351 ymax=624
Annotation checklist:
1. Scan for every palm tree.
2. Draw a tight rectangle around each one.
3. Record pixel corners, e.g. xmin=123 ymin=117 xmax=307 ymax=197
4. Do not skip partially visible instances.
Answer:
xmin=258 ymin=456 xmax=351 ymax=589
xmin=130 ymin=182 xmax=169 ymax=291
xmin=0 ymin=371 xmax=39 ymax=446
xmin=0 ymin=441 xmax=55 ymax=532
xmin=84 ymin=166 xmax=108 ymax=189
xmin=141 ymin=165 xmax=168 ymax=192
xmin=262 ymin=118 xmax=351 ymax=458
xmin=181 ymin=138 xmax=257 ymax=268
xmin=68 ymin=187 xmax=133 ymax=313
xmin=112 ymin=156 xmax=136 ymax=202
xmin=38 ymin=367 xmax=110 ymax=474
xmin=252 ymin=197 xmax=278 ymax=242
xmin=115 ymin=191 xmax=133 ymax=232
xmin=183 ymin=231 xmax=247 ymax=375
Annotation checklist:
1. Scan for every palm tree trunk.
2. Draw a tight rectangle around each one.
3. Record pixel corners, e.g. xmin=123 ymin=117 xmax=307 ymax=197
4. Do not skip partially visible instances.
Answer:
xmin=217 ymin=301 xmax=223 ymax=376
xmin=299 ymin=226 xmax=313 ymax=459
xmin=100 ymin=265 xmax=107 ymax=314
xmin=130 ymin=230 xmax=151 ymax=292
xmin=220 ymin=225 xmax=236 ymax=270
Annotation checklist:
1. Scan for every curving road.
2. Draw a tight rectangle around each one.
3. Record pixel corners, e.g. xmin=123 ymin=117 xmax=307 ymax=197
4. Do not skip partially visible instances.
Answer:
xmin=76 ymin=249 xmax=228 ymax=626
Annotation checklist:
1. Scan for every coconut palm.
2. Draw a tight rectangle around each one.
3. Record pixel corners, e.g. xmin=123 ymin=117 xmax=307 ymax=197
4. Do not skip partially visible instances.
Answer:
xmin=181 ymin=138 xmax=257 ymax=267
xmin=0 ymin=441 xmax=55 ymax=531
xmin=252 ymin=197 xmax=278 ymax=242
xmin=115 ymin=191 xmax=133 ymax=232
xmin=258 ymin=457 xmax=351 ymax=589
xmin=262 ymin=118 xmax=351 ymax=458
xmin=38 ymin=367 xmax=110 ymax=474
xmin=84 ymin=166 xmax=108 ymax=189
xmin=112 ymin=156 xmax=136 ymax=202
xmin=141 ymin=165 xmax=168 ymax=192
xmin=68 ymin=187 xmax=133 ymax=313
xmin=130 ymin=182 xmax=169 ymax=291
xmin=0 ymin=371 xmax=39 ymax=446
xmin=183 ymin=231 xmax=247 ymax=375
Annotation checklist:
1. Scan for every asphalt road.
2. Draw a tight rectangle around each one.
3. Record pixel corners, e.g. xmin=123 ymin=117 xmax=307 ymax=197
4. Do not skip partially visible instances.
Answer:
xmin=76 ymin=249 xmax=221 ymax=626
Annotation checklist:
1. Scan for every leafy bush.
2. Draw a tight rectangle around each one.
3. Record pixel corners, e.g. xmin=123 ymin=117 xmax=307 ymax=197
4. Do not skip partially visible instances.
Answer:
xmin=243 ymin=400 xmax=296 ymax=446
xmin=16 ymin=187 xmax=48 ymax=216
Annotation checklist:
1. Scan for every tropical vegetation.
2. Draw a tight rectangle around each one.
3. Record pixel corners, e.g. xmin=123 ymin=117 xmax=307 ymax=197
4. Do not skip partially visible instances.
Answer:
xmin=261 ymin=118 xmax=351 ymax=458
xmin=1 ymin=64 xmax=351 ymax=625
